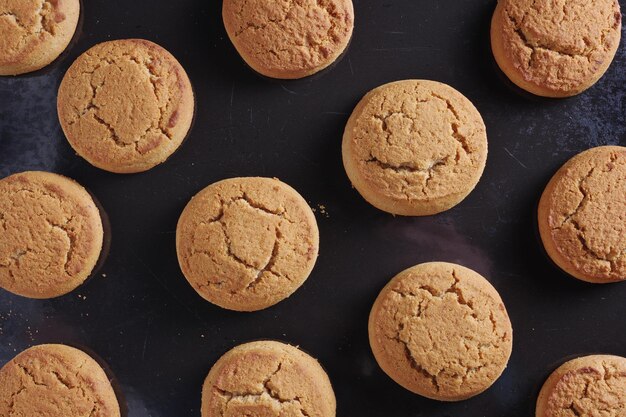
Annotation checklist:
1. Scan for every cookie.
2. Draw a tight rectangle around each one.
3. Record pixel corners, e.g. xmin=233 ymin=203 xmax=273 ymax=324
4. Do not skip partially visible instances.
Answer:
xmin=57 ymin=39 xmax=195 ymax=174
xmin=536 ymin=355 xmax=626 ymax=417
xmin=202 ymin=341 xmax=335 ymax=417
xmin=176 ymin=177 xmax=319 ymax=312
xmin=0 ymin=171 xmax=104 ymax=299
xmin=538 ymin=146 xmax=626 ymax=283
xmin=222 ymin=0 xmax=354 ymax=79
xmin=491 ymin=0 xmax=622 ymax=97
xmin=368 ymin=262 xmax=513 ymax=401
xmin=342 ymin=80 xmax=488 ymax=216
xmin=0 ymin=344 xmax=121 ymax=417
xmin=0 ymin=0 xmax=80 ymax=76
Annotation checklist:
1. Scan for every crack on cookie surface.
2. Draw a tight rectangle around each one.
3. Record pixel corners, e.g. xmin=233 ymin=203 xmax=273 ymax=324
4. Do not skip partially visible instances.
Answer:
xmin=180 ymin=179 xmax=317 ymax=310
xmin=192 ymin=195 xmax=291 ymax=289
xmin=212 ymin=360 xmax=313 ymax=417
xmin=0 ymin=0 xmax=61 ymax=58
xmin=374 ymin=265 xmax=511 ymax=399
xmin=0 ymin=175 xmax=100 ymax=297
xmin=499 ymin=0 xmax=621 ymax=93
xmin=546 ymin=148 xmax=625 ymax=280
xmin=0 ymin=348 xmax=116 ymax=417
xmin=546 ymin=361 xmax=626 ymax=417
xmin=65 ymin=52 xmax=176 ymax=154
xmin=225 ymin=0 xmax=353 ymax=75
xmin=350 ymin=81 xmax=486 ymax=202
xmin=58 ymin=40 xmax=192 ymax=172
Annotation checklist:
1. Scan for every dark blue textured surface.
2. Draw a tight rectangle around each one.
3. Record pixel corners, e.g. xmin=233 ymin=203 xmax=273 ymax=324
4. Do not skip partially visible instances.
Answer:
xmin=0 ymin=1 xmax=625 ymax=416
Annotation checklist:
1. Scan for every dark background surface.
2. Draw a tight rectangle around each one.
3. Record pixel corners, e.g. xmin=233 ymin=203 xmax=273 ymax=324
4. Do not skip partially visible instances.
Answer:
xmin=1 ymin=0 xmax=625 ymax=416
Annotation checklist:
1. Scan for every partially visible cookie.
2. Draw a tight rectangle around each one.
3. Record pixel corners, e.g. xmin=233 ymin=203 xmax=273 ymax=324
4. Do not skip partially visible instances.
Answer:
xmin=368 ymin=262 xmax=513 ymax=401
xmin=222 ymin=0 xmax=354 ymax=79
xmin=0 ymin=171 xmax=104 ymax=299
xmin=342 ymin=80 xmax=488 ymax=216
xmin=491 ymin=0 xmax=622 ymax=97
xmin=536 ymin=355 xmax=626 ymax=417
xmin=0 ymin=344 xmax=121 ymax=417
xmin=176 ymin=177 xmax=319 ymax=312
xmin=202 ymin=341 xmax=336 ymax=417
xmin=538 ymin=146 xmax=626 ymax=283
xmin=57 ymin=39 xmax=195 ymax=174
xmin=0 ymin=0 xmax=80 ymax=76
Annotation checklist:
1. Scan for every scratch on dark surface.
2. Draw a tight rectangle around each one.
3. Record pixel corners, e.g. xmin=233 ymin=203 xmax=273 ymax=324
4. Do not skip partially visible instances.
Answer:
xmin=103 ymin=310 xmax=157 ymax=333
xmin=348 ymin=57 xmax=354 ymax=76
xmin=280 ymin=84 xmax=298 ymax=95
xmin=322 ymin=111 xmax=348 ymax=116
xmin=141 ymin=315 xmax=153 ymax=362
xmin=503 ymin=147 xmax=528 ymax=169
xmin=132 ymin=252 xmax=211 ymax=327
xmin=229 ymin=82 xmax=235 ymax=123
xmin=371 ymin=46 xmax=439 ymax=52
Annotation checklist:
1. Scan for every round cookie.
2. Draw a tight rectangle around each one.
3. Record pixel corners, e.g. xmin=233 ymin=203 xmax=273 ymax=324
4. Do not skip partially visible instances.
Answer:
xmin=342 ymin=80 xmax=488 ymax=216
xmin=57 ymin=39 xmax=195 ymax=174
xmin=222 ymin=0 xmax=354 ymax=79
xmin=202 ymin=341 xmax=335 ymax=417
xmin=538 ymin=146 xmax=626 ymax=283
xmin=176 ymin=177 xmax=319 ymax=312
xmin=491 ymin=0 xmax=622 ymax=98
xmin=368 ymin=262 xmax=513 ymax=401
xmin=0 ymin=344 xmax=121 ymax=417
xmin=0 ymin=0 xmax=80 ymax=76
xmin=536 ymin=355 xmax=626 ymax=417
xmin=0 ymin=171 xmax=104 ymax=299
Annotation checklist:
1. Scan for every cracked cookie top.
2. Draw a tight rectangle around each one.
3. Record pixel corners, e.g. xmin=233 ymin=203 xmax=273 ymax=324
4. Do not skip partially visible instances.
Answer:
xmin=342 ymin=80 xmax=488 ymax=216
xmin=536 ymin=355 xmax=626 ymax=417
xmin=491 ymin=0 xmax=622 ymax=97
xmin=538 ymin=146 xmax=626 ymax=283
xmin=202 ymin=341 xmax=335 ymax=417
xmin=222 ymin=0 xmax=354 ymax=79
xmin=176 ymin=177 xmax=319 ymax=312
xmin=368 ymin=262 xmax=513 ymax=401
xmin=0 ymin=171 xmax=103 ymax=299
xmin=0 ymin=344 xmax=120 ymax=417
xmin=0 ymin=0 xmax=79 ymax=75
xmin=57 ymin=39 xmax=195 ymax=174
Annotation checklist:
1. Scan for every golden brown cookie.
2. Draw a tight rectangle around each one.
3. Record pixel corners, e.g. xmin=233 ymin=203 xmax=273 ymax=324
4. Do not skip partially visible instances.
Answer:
xmin=491 ymin=0 xmax=622 ymax=97
xmin=342 ymin=80 xmax=488 ymax=216
xmin=176 ymin=177 xmax=319 ymax=312
xmin=222 ymin=0 xmax=354 ymax=79
xmin=57 ymin=39 xmax=195 ymax=174
xmin=202 ymin=341 xmax=335 ymax=417
xmin=0 ymin=0 xmax=80 ymax=76
xmin=536 ymin=355 xmax=626 ymax=417
xmin=0 ymin=171 xmax=104 ymax=299
xmin=538 ymin=146 xmax=626 ymax=283
xmin=368 ymin=262 xmax=513 ymax=401
xmin=0 ymin=344 xmax=121 ymax=417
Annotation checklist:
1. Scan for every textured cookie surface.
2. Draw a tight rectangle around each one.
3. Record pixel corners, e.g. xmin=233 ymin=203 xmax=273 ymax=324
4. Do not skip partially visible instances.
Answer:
xmin=0 ymin=344 xmax=120 ymax=417
xmin=176 ymin=177 xmax=319 ymax=311
xmin=222 ymin=0 xmax=354 ymax=79
xmin=538 ymin=146 xmax=626 ymax=283
xmin=202 ymin=341 xmax=335 ymax=417
xmin=58 ymin=39 xmax=194 ymax=173
xmin=342 ymin=80 xmax=488 ymax=216
xmin=368 ymin=262 xmax=512 ymax=401
xmin=491 ymin=0 xmax=622 ymax=97
xmin=0 ymin=0 xmax=79 ymax=75
xmin=0 ymin=171 xmax=103 ymax=299
xmin=536 ymin=355 xmax=626 ymax=417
